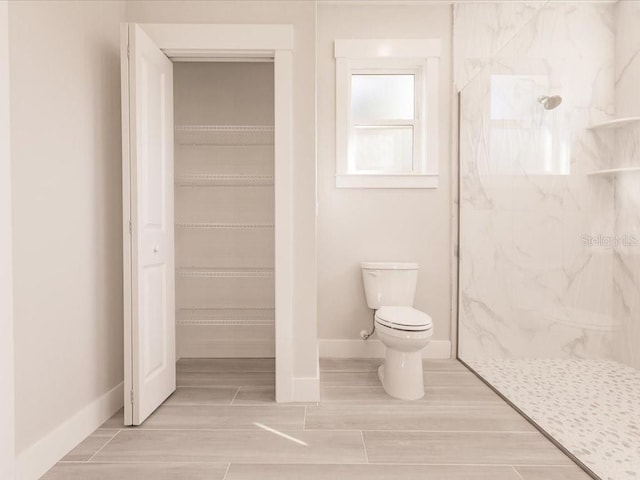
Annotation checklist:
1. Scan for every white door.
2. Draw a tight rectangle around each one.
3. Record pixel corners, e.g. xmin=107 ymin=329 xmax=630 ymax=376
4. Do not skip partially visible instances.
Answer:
xmin=121 ymin=24 xmax=175 ymax=426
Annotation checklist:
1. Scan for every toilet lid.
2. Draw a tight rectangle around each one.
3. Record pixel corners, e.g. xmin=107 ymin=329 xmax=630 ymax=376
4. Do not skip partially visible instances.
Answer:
xmin=375 ymin=306 xmax=433 ymax=331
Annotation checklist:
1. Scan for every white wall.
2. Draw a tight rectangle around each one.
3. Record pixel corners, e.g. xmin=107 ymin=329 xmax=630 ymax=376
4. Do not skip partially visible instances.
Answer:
xmin=0 ymin=1 xmax=15 ymax=478
xmin=9 ymin=0 xmax=126 ymax=476
xmin=125 ymin=1 xmax=318 ymax=382
xmin=317 ymin=4 xmax=454 ymax=356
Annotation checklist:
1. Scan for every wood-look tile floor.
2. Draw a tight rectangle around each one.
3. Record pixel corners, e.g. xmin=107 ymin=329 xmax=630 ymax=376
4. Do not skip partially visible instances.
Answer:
xmin=41 ymin=358 xmax=593 ymax=480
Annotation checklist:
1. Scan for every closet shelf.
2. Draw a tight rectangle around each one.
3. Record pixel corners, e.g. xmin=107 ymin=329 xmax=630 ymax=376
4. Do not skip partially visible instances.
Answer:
xmin=176 ymin=222 xmax=274 ymax=230
xmin=587 ymin=117 xmax=640 ymax=130
xmin=176 ymin=307 xmax=275 ymax=327
xmin=587 ymin=167 xmax=640 ymax=176
xmin=176 ymin=174 xmax=274 ymax=187
xmin=176 ymin=267 xmax=274 ymax=279
xmin=175 ymin=125 xmax=274 ymax=146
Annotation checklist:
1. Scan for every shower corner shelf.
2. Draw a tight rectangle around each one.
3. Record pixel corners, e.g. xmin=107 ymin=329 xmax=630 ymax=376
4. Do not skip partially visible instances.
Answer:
xmin=586 ymin=166 xmax=640 ymax=176
xmin=175 ymin=124 xmax=274 ymax=146
xmin=587 ymin=116 xmax=640 ymax=130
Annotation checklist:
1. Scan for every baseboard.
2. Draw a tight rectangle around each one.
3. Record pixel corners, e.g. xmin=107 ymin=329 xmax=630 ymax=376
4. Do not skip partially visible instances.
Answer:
xmin=319 ymin=339 xmax=452 ymax=359
xmin=292 ymin=375 xmax=320 ymax=402
xmin=16 ymin=381 xmax=124 ymax=480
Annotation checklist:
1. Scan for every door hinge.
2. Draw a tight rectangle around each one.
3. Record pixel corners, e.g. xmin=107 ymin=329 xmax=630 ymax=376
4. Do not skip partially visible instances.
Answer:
xmin=128 ymin=220 xmax=132 ymax=234
xmin=130 ymin=390 xmax=134 ymax=404
xmin=127 ymin=43 xmax=130 ymax=59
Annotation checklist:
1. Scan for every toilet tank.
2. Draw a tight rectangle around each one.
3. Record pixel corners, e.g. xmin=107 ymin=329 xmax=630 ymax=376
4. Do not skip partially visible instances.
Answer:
xmin=360 ymin=262 xmax=419 ymax=309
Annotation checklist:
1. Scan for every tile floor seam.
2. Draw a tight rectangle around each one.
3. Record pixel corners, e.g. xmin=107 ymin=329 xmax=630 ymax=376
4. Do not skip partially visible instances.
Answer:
xmin=91 ymin=427 xmax=541 ymax=433
xmin=178 ymin=385 xmax=272 ymax=389
xmin=57 ymin=461 xmax=236 ymax=466
xmin=265 ymin=428 xmax=542 ymax=434
xmin=159 ymin=405 xmax=304 ymax=410
xmin=303 ymin=429 xmax=537 ymax=434
xmin=163 ymin=404 xmax=301 ymax=408
xmin=356 ymin=462 xmax=571 ymax=467
xmin=162 ymin=404 xmax=238 ymax=407
xmin=354 ymin=461 xmax=575 ymax=467
xmin=177 ymin=368 xmax=274 ymax=374
xmin=173 ymin=386 xmax=246 ymax=390
xmin=86 ymin=429 xmax=122 ymax=463
xmin=54 ymin=460 xmax=574 ymax=467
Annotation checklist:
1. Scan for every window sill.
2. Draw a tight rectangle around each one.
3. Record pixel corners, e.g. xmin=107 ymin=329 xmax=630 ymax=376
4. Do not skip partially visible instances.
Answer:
xmin=336 ymin=174 xmax=439 ymax=189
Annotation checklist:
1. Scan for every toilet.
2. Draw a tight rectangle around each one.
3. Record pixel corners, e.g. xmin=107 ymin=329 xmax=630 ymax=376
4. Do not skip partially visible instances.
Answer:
xmin=361 ymin=262 xmax=433 ymax=400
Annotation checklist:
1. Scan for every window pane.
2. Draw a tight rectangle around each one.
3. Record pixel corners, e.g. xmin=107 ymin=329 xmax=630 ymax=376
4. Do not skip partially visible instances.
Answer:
xmin=352 ymin=126 xmax=413 ymax=173
xmin=351 ymin=75 xmax=415 ymax=121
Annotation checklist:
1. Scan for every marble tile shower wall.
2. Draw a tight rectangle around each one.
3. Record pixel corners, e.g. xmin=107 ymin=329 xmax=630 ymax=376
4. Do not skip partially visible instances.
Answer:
xmin=456 ymin=2 xmax=620 ymax=360
xmin=613 ymin=1 xmax=640 ymax=370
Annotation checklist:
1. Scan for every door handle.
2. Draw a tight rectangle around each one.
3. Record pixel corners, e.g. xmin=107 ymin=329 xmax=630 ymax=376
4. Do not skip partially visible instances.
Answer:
xmin=153 ymin=245 xmax=160 ymax=253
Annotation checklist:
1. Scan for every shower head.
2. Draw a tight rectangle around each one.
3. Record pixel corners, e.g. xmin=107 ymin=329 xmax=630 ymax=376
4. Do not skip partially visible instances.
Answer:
xmin=538 ymin=95 xmax=563 ymax=110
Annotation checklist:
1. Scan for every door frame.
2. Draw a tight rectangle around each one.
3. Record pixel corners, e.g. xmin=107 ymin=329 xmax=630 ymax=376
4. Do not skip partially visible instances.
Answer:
xmin=121 ymin=24 xmax=295 ymax=418
xmin=0 ymin=0 xmax=15 ymax=477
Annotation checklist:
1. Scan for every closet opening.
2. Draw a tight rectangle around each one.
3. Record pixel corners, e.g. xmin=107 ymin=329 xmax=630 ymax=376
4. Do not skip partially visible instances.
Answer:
xmin=173 ymin=60 xmax=276 ymax=393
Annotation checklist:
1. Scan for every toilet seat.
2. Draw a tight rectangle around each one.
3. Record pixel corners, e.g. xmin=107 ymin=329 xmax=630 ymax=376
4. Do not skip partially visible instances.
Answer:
xmin=375 ymin=306 xmax=433 ymax=332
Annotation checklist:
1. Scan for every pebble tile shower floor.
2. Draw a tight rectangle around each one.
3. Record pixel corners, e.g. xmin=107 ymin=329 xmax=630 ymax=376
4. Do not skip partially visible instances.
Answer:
xmin=469 ymin=359 xmax=640 ymax=480
xmin=41 ymin=358 xmax=592 ymax=480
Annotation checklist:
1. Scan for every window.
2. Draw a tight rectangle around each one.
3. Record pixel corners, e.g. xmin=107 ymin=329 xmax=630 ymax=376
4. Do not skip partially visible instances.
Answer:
xmin=351 ymin=74 xmax=416 ymax=173
xmin=335 ymin=39 xmax=441 ymax=188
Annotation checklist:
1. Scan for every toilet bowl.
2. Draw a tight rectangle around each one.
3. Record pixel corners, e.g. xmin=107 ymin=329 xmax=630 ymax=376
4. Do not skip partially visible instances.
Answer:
xmin=375 ymin=306 xmax=433 ymax=400
xmin=361 ymin=262 xmax=434 ymax=400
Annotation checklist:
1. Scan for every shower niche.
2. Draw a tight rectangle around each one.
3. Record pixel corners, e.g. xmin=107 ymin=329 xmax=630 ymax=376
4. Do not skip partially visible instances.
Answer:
xmin=173 ymin=62 xmax=275 ymax=359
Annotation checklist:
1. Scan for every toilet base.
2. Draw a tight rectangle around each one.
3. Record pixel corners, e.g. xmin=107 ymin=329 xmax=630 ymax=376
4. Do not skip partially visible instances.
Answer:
xmin=378 ymin=349 xmax=425 ymax=401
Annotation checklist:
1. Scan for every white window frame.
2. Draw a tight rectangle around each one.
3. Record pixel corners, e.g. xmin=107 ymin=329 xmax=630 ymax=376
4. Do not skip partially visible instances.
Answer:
xmin=335 ymin=39 xmax=441 ymax=188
